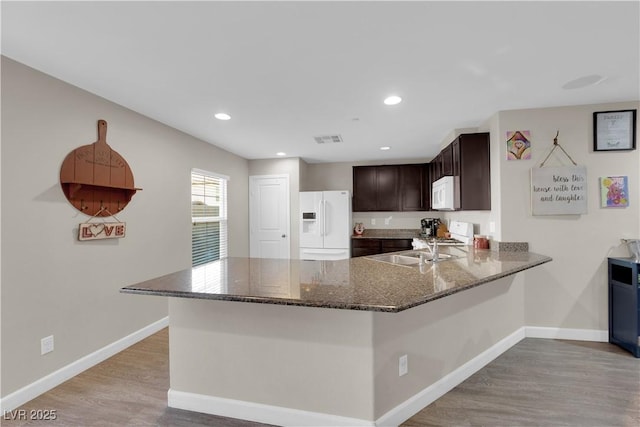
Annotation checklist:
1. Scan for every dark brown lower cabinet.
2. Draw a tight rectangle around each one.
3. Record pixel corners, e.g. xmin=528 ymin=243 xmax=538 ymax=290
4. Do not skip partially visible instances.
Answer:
xmin=380 ymin=239 xmax=413 ymax=253
xmin=351 ymin=239 xmax=380 ymax=257
xmin=351 ymin=238 xmax=413 ymax=257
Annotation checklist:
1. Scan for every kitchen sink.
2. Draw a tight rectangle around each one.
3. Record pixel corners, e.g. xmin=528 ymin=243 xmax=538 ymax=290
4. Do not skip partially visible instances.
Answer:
xmin=369 ymin=254 xmax=422 ymax=266
xmin=366 ymin=250 xmax=461 ymax=267
xmin=419 ymin=253 xmax=457 ymax=262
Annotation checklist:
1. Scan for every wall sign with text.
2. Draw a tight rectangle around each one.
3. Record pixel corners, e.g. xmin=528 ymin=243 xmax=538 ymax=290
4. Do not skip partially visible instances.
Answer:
xmin=78 ymin=222 xmax=126 ymax=241
xmin=531 ymin=165 xmax=587 ymax=215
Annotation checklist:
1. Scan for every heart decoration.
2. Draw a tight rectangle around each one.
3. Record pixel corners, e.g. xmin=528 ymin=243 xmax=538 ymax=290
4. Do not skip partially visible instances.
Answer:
xmin=89 ymin=223 xmax=105 ymax=237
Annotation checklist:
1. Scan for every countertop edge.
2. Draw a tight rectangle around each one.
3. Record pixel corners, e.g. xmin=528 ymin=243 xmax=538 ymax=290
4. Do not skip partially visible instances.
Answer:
xmin=120 ymin=255 xmax=552 ymax=313
xmin=120 ymin=287 xmax=400 ymax=312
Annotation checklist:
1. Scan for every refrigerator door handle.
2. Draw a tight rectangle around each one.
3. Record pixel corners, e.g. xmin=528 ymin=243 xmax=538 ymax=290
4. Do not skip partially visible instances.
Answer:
xmin=323 ymin=199 xmax=328 ymax=237
xmin=318 ymin=199 xmax=324 ymax=236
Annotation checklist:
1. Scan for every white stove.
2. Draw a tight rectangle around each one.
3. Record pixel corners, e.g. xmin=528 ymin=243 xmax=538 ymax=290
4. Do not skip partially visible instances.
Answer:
xmin=447 ymin=220 xmax=475 ymax=245
xmin=413 ymin=220 xmax=474 ymax=248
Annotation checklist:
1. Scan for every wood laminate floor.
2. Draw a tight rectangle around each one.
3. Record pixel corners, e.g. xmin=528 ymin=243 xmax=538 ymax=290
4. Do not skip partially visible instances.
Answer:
xmin=2 ymin=328 xmax=638 ymax=426
xmin=401 ymin=338 xmax=640 ymax=427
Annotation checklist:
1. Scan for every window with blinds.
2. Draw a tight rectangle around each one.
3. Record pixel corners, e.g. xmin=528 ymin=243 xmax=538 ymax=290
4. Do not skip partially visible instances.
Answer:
xmin=191 ymin=169 xmax=228 ymax=267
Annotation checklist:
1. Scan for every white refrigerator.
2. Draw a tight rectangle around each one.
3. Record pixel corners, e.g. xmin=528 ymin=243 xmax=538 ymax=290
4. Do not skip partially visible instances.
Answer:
xmin=299 ymin=191 xmax=351 ymax=260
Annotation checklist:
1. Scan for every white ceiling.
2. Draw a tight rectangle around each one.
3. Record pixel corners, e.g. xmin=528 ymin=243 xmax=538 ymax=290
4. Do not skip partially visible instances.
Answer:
xmin=2 ymin=1 xmax=638 ymax=163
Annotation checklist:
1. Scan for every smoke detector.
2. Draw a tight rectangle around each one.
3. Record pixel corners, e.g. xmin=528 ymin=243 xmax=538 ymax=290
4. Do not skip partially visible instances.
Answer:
xmin=314 ymin=135 xmax=343 ymax=144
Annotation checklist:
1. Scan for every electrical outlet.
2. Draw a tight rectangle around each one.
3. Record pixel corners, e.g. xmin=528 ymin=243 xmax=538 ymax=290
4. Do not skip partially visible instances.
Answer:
xmin=489 ymin=221 xmax=496 ymax=233
xmin=41 ymin=335 xmax=54 ymax=355
xmin=399 ymin=354 xmax=408 ymax=376
xmin=371 ymin=218 xmax=376 ymax=225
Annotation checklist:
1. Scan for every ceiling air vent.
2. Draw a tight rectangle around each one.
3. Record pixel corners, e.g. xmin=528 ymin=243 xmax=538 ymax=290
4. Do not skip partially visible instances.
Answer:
xmin=314 ymin=135 xmax=343 ymax=144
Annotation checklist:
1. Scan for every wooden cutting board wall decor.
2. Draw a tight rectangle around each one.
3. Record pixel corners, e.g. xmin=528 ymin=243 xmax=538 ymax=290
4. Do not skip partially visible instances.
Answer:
xmin=60 ymin=120 xmax=141 ymax=218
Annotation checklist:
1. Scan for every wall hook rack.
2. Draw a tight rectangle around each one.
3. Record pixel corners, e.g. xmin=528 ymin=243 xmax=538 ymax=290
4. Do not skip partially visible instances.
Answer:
xmin=60 ymin=119 xmax=141 ymax=217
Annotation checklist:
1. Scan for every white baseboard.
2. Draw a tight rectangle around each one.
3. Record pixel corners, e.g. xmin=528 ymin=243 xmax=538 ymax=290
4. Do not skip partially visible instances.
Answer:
xmin=168 ymin=389 xmax=376 ymax=427
xmin=0 ymin=316 xmax=169 ymax=413
xmin=375 ymin=327 xmax=527 ymax=427
xmin=525 ymin=326 xmax=608 ymax=342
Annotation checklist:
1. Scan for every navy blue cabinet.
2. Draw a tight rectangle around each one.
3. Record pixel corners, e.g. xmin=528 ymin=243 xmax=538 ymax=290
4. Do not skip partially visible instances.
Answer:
xmin=608 ymin=257 xmax=640 ymax=357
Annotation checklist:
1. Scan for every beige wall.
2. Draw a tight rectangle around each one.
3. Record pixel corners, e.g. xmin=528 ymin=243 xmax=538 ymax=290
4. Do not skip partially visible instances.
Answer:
xmin=496 ymin=102 xmax=639 ymax=330
xmin=1 ymin=57 xmax=249 ymax=397
xmin=169 ymin=298 xmax=376 ymax=419
xmin=299 ymin=157 xmax=310 ymax=192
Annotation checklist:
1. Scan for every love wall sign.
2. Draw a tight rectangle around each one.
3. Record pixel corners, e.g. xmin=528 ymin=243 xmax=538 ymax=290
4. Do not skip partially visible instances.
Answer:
xmin=78 ymin=222 xmax=126 ymax=241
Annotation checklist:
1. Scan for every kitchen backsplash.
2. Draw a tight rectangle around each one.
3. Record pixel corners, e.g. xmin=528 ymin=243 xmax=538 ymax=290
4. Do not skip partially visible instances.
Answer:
xmin=353 ymin=210 xmax=493 ymax=237
xmin=352 ymin=212 xmax=444 ymax=230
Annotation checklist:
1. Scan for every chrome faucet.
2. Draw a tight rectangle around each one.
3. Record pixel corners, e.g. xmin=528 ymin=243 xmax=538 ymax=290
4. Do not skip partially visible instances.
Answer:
xmin=431 ymin=240 xmax=439 ymax=260
xmin=421 ymin=240 xmax=439 ymax=262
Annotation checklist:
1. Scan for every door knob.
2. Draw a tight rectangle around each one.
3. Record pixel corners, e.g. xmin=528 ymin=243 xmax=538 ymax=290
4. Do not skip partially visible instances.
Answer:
xmin=282 ymin=234 xmax=286 ymax=238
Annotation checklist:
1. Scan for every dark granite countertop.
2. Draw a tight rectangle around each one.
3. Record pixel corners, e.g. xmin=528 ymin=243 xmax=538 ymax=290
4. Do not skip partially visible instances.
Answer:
xmin=121 ymin=246 xmax=552 ymax=313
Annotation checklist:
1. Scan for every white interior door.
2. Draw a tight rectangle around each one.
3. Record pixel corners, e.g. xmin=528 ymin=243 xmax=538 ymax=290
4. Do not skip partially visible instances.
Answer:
xmin=249 ymin=175 xmax=290 ymax=259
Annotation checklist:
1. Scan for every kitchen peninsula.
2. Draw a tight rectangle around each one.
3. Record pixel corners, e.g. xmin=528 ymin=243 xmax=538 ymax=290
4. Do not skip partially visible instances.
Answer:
xmin=122 ymin=247 xmax=551 ymax=426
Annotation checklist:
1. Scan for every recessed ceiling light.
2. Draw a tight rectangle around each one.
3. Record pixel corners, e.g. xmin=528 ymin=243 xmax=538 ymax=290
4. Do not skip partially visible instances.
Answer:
xmin=276 ymin=152 xmax=286 ymax=156
xmin=383 ymin=95 xmax=402 ymax=106
xmin=214 ymin=113 xmax=231 ymax=120
xmin=562 ymin=75 xmax=606 ymax=90
xmin=380 ymin=146 xmax=391 ymax=151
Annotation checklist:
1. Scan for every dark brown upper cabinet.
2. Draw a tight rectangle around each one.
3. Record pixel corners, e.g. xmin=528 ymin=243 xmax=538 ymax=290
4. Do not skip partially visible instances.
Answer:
xmin=432 ymin=153 xmax=443 ymax=181
xmin=400 ymin=163 xmax=429 ymax=211
xmin=352 ymin=165 xmax=400 ymax=212
xmin=428 ymin=132 xmax=491 ymax=211
xmin=452 ymin=132 xmax=491 ymax=210
xmin=375 ymin=166 xmax=400 ymax=211
xmin=441 ymin=143 xmax=454 ymax=176
xmin=352 ymin=166 xmax=378 ymax=211
xmin=353 ymin=164 xmax=430 ymax=212
xmin=426 ymin=162 xmax=436 ymax=210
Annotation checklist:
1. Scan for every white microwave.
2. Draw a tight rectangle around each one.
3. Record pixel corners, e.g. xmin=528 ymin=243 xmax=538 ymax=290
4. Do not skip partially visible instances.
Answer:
xmin=432 ymin=176 xmax=455 ymax=210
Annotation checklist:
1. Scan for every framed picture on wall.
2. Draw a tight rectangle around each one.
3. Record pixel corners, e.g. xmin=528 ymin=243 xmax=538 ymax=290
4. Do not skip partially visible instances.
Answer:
xmin=600 ymin=176 xmax=629 ymax=208
xmin=593 ymin=109 xmax=636 ymax=151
